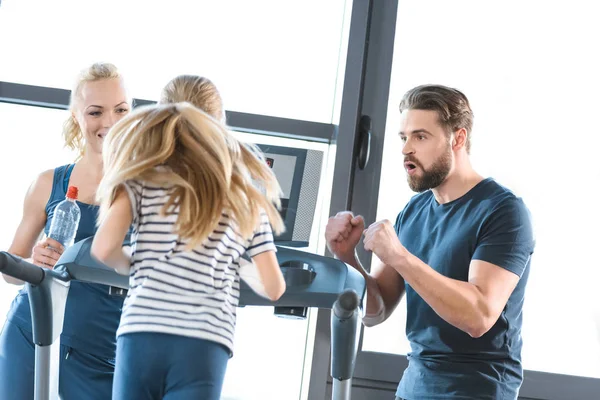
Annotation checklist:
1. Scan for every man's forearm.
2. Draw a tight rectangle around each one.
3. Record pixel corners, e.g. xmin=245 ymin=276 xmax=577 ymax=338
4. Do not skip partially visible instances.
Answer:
xmin=392 ymin=253 xmax=490 ymax=337
xmin=341 ymin=250 xmax=391 ymax=322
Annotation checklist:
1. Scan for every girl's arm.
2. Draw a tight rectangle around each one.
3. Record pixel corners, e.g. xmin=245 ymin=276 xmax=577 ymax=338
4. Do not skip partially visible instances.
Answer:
xmin=91 ymin=187 xmax=133 ymax=275
xmin=250 ymin=251 xmax=285 ymax=301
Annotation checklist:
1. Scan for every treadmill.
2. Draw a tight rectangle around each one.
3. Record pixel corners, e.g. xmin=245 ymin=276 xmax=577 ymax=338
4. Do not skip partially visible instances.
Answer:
xmin=0 ymin=143 xmax=366 ymax=399
xmin=0 ymin=239 xmax=365 ymax=400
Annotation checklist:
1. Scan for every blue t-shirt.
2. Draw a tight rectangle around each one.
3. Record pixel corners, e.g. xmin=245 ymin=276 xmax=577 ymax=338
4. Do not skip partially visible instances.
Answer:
xmin=395 ymin=178 xmax=534 ymax=400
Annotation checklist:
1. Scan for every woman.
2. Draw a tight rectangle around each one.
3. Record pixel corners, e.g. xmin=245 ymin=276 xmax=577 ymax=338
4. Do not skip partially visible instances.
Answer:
xmin=0 ymin=62 xmax=131 ymax=399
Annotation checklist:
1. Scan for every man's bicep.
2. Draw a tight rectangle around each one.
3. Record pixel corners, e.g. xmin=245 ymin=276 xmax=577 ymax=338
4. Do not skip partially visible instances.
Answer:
xmin=468 ymin=259 xmax=520 ymax=319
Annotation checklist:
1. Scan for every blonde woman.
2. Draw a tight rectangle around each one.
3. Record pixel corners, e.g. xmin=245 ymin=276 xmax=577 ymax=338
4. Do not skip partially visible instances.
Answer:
xmin=91 ymin=102 xmax=286 ymax=399
xmin=0 ymin=63 xmax=131 ymax=399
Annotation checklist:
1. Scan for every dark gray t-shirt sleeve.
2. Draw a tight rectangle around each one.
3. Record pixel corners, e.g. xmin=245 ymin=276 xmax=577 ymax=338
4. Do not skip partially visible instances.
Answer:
xmin=472 ymin=198 xmax=535 ymax=277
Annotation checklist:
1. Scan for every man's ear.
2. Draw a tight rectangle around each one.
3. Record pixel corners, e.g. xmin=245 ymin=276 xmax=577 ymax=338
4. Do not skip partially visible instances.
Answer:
xmin=452 ymin=128 xmax=468 ymax=150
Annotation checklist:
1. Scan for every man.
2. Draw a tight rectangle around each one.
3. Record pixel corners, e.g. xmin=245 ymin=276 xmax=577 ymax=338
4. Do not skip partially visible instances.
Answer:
xmin=325 ymin=85 xmax=534 ymax=400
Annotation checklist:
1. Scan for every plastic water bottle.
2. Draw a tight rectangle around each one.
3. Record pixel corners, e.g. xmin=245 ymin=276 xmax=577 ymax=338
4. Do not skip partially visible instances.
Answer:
xmin=48 ymin=186 xmax=81 ymax=249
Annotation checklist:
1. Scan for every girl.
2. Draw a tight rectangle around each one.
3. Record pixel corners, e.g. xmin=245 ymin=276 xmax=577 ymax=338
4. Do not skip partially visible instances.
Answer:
xmin=91 ymin=102 xmax=286 ymax=399
xmin=159 ymin=74 xmax=273 ymax=296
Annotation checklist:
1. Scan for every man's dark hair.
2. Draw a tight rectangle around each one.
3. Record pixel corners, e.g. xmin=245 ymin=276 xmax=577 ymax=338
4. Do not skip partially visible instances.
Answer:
xmin=399 ymin=84 xmax=474 ymax=153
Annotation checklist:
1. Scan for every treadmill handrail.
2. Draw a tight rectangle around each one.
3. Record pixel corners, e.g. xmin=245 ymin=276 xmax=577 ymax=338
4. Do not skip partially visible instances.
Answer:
xmin=239 ymin=246 xmax=365 ymax=308
xmin=54 ymin=237 xmax=129 ymax=290
xmin=0 ymin=251 xmax=44 ymax=285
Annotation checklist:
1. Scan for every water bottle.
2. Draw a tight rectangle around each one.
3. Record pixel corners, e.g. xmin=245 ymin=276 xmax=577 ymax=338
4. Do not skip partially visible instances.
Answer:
xmin=48 ymin=186 xmax=81 ymax=249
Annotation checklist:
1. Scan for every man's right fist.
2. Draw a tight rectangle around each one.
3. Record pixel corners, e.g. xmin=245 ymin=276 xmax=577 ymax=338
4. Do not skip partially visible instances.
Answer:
xmin=325 ymin=211 xmax=365 ymax=263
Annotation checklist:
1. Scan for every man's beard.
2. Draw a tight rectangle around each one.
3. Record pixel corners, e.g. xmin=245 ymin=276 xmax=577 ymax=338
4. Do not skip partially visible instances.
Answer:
xmin=406 ymin=147 xmax=452 ymax=193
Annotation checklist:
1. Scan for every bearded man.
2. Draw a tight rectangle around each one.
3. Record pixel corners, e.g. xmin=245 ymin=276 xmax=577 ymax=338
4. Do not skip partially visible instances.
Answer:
xmin=325 ymin=85 xmax=535 ymax=400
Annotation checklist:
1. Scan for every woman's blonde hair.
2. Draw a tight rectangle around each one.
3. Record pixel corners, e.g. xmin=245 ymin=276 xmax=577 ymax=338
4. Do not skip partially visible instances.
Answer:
xmin=160 ymin=75 xmax=224 ymax=121
xmin=97 ymin=102 xmax=285 ymax=246
xmin=63 ymin=62 xmax=124 ymax=158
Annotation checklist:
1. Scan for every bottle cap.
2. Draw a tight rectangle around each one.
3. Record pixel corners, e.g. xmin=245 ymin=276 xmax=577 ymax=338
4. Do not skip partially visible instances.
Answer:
xmin=66 ymin=186 xmax=79 ymax=200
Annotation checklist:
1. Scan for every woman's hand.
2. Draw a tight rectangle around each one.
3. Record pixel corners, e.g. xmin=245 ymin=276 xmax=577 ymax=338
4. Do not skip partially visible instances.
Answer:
xmin=31 ymin=238 xmax=64 ymax=269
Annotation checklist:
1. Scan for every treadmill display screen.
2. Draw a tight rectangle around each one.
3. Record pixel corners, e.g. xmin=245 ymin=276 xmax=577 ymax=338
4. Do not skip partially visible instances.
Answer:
xmin=254 ymin=144 xmax=320 ymax=247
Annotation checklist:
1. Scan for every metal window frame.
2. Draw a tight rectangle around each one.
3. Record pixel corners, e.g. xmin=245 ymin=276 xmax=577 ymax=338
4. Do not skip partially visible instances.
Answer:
xmin=0 ymin=81 xmax=336 ymax=143
xmin=308 ymin=0 xmax=399 ymax=398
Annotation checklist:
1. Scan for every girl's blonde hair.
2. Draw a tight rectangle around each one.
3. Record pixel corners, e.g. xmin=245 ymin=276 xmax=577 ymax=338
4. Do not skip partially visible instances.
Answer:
xmin=160 ymin=75 xmax=224 ymax=121
xmin=159 ymin=74 xmax=272 ymax=201
xmin=97 ymin=102 xmax=285 ymax=246
xmin=63 ymin=62 xmax=124 ymax=158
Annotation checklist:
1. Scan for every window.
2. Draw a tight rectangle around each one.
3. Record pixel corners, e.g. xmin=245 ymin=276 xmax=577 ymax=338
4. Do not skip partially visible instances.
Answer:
xmin=0 ymin=0 xmax=350 ymax=123
xmin=0 ymin=102 xmax=334 ymax=399
xmin=1 ymin=1 xmax=351 ymax=395
xmin=362 ymin=0 xmax=600 ymax=379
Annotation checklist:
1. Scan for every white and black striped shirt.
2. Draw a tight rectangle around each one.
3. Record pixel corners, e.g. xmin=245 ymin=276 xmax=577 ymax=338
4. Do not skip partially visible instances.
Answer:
xmin=120 ymin=180 xmax=276 ymax=356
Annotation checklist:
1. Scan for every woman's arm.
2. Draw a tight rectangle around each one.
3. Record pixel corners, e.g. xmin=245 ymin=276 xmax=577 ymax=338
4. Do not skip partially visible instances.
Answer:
xmin=3 ymin=170 xmax=58 ymax=285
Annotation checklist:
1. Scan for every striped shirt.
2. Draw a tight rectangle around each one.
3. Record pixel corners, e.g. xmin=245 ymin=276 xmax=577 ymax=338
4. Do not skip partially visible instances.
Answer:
xmin=120 ymin=180 xmax=276 ymax=356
